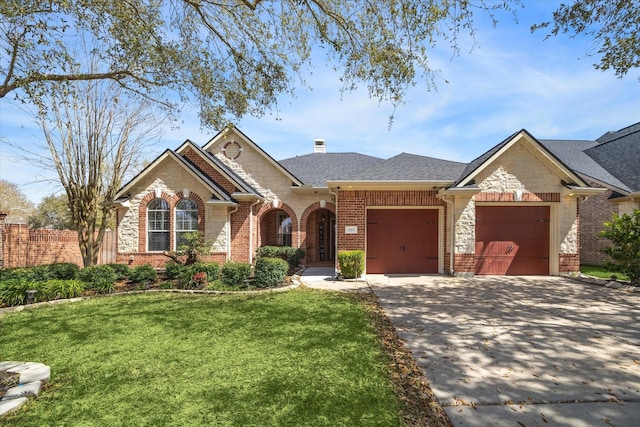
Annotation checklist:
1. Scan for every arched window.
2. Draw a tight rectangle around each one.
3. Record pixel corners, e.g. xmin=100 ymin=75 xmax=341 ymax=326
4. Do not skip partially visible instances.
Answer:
xmin=175 ymin=198 xmax=198 ymax=248
xmin=277 ymin=212 xmax=292 ymax=247
xmin=147 ymin=198 xmax=170 ymax=251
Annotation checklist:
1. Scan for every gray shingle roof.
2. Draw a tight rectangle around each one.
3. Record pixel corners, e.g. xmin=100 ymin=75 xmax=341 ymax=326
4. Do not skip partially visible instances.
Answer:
xmin=538 ymin=139 xmax=631 ymax=192
xmin=596 ymin=122 xmax=640 ymax=143
xmin=351 ymin=153 xmax=466 ymax=181
xmin=586 ymin=124 xmax=640 ymax=192
xmin=279 ymin=153 xmax=385 ymax=187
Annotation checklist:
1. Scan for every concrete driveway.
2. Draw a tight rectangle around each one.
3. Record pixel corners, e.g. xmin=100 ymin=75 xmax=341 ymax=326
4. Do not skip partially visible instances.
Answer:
xmin=368 ymin=275 xmax=640 ymax=426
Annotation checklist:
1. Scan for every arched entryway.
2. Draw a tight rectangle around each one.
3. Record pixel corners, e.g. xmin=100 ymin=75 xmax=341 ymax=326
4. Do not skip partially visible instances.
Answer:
xmin=302 ymin=205 xmax=336 ymax=266
xmin=260 ymin=207 xmax=295 ymax=247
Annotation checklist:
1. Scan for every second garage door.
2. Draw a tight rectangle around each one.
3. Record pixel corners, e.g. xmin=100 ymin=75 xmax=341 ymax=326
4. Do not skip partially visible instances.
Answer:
xmin=367 ymin=209 xmax=439 ymax=274
xmin=475 ymin=206 xmax=550 ymax=275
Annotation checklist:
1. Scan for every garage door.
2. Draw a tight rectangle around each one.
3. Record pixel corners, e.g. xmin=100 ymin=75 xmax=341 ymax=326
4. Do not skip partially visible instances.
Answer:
xmin=367 ymin=209 xmax=438 ymax=274
xmin=475 ymin=206 xmax=549 ymax=275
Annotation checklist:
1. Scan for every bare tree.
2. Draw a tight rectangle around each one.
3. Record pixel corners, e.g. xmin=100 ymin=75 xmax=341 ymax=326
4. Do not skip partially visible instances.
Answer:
xmin=36 ymin=72 xmax=163 ymax=266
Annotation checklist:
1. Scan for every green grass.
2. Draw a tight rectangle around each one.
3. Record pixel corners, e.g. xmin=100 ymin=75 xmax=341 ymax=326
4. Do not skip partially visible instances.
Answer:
xmin=0 ymin=290 xmax=401 ymax=426
xmin=581 ymin=264 xmax=630 ymax=281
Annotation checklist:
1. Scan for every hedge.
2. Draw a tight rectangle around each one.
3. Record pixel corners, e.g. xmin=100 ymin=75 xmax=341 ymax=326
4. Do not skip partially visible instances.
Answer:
xmin=337 ymin=250 xmax=365 ymax=279
xmin=253 ymin=257 xmax=288 ymax=288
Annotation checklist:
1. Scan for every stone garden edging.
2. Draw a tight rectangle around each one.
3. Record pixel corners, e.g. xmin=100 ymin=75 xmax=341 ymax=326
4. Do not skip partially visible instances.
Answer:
xmin=0 ymin=361 xmax=50 ymax=418
xmin=564 ymin=272 xmax=640 ymax=293
xmin=0 ymin=280 xmax=302 ymax=317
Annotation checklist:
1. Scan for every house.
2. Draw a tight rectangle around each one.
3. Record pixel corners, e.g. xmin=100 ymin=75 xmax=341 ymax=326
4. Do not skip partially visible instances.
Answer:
xmin=539 ymin=123 xmax=640 ymax=266
xmin=114 ymin=122 xmax=639 ymax=276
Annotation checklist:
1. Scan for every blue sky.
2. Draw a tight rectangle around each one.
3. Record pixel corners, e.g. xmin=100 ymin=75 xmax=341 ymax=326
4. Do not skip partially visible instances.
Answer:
xmin=1 ymin=1 xmax=639 ymax=205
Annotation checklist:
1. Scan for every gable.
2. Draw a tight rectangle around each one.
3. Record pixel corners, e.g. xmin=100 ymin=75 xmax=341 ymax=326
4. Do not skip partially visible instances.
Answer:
xmin=202 ymin=126 xmax=303 ymax=187
xmin=457 ymin=131 xmax=589 ymax=190
xmin=115 ymin=150 xmax=232 ymax=203
xmin=175 ymin=139 xmax=262 ymax=199
xmin=475 ymin=142 xmax=563 ymax=192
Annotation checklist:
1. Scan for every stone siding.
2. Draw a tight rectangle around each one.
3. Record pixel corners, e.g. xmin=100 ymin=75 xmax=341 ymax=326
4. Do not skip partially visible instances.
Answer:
xmin=450 ymin=138 xmax=580 ymax=275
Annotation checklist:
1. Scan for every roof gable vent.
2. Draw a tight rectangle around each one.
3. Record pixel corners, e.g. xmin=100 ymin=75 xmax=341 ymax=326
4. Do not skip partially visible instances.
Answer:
xmin=314 ymin=139 xmax=326 ymax=153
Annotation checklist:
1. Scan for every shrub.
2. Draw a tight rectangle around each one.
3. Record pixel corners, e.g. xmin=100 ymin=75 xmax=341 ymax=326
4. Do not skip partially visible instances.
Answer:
xmin=338 ymin=250 xmax=365 ymax=279
xmin=0 ymin=280 xmax=50 ymax=306
xmin=256 ymin=246 xmax=305 ymax=272
xmin=79 ymin=265 xmax=117 ymax=294
xmin=0 ymin=279 xmax=32 ymax=306
xmin=600 ymin=209 xmax=640 ymax=284
xmin=253 ymin=257 xmax=288 ymax=288
xmin=189 ymin=262 xmax=220 ymax=282
xmin=158 ymin=281 xmax=174 ymax=289
xmin=221 ymin=261 xmax=252 ymax=286
xmin=47 ymin=263 xmax=80 ymax=280
xmin=177 ymin=262 xmax=219 ymax=289
xmin=44 ymin=279 xmax=86 ymax=299
xmin=129 ymin=264 xmax=157 ymax=286
xmin=164 ymin=260 xmax=186 ymax=280
xmin=106 ymin=264 xmax=132 ymax=280
xmin=0 ymin=266 xmax=50 ymax=282
xmin=166 ymin=231 xmax=212 ymax=265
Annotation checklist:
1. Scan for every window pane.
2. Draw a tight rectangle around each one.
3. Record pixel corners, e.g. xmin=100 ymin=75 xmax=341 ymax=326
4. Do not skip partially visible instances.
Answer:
xmin=175 ymin=210 xmax=197 ymax=230
xmin=148 ymin=231 xmax=169 ymax=251
xmin=176 ymin=199 xmax=197 ymax=210
xmin=148 ymin=198 xmax=169 ymax=251
xmin=277 ymin=213 xmax=292 ymax=247
xmin=175 ymin=198 xmax=198 ymax=248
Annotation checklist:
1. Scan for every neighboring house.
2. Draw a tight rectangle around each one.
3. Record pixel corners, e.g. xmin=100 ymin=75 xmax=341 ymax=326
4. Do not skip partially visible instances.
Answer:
xmin=540 ymin=123 xmax=640 ymax=266
xmin=114 ymin=122 xmax=638 ymax=276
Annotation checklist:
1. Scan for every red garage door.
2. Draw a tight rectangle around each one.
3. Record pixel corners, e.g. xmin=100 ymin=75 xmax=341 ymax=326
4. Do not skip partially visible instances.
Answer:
xmin=475 ymin=206 xmax=550 ymax=275
xmin=367 ymin=209 xmax=438 ymax=274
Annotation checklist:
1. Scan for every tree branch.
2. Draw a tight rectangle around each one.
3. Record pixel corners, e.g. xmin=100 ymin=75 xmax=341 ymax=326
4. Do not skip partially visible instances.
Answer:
xmin=0 ymin=70 xmax=153 ymax=98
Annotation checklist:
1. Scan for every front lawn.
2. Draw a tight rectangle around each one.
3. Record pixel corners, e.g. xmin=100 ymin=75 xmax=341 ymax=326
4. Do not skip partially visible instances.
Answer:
xmin=0 ymin=290 xmax=402 ymax=426
xmin=580 ymin=264 xmax=630 ymax=281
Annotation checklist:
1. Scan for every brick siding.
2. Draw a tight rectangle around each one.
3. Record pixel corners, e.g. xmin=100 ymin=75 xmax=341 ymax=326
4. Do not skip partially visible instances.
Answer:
xmin=579 ymin=179 xmax=616 ymax=266
xmin=475 ymin=192 xmax=560 ymax=202
xmin=559 ymin=253 xmax=580 ymax=273
xmin=1 ymin=224 xmax=84 ymax=268
xmin=454 ymin=253 xmax=475 ymax=273
xmin=336 ymin=190 xmax=445 ymax=255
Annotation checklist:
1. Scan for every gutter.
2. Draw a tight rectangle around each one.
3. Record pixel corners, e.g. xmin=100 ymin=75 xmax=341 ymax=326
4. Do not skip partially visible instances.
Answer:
xmin=248 ymin=198 xmax=263 ymax=263
xmin=329 ymin=187 xmax=339 ymax=278
xmin=438 ymin=193 xmax=455 ymax=276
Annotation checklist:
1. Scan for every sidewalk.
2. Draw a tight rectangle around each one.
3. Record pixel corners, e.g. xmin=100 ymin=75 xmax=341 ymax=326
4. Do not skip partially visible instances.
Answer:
xmin=298 ymin=267 xmax=370 ymax=292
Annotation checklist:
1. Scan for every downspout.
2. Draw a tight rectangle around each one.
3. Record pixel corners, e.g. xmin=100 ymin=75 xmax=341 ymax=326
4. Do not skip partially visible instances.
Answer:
xmin=441 ymin=195 xmax=455 ymax=276
xmin=227 ymin=205 xmax=239 ymax=261
xmin=248 ymin=199 xmax=262 ymax=264
xmin=329 ymin=188 xmax=339 ymax=278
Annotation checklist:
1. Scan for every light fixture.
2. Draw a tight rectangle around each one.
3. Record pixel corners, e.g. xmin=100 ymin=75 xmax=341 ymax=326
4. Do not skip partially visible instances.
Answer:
xmin=154 ymin=188 xmax=162 ymax=198
xmin=514 ymin=189 xmax=523 ymax=202
xmin=319 ymin=199 xmax=326 ymax=208
xmin=183 ymin=188 xmax=190 ymax=198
